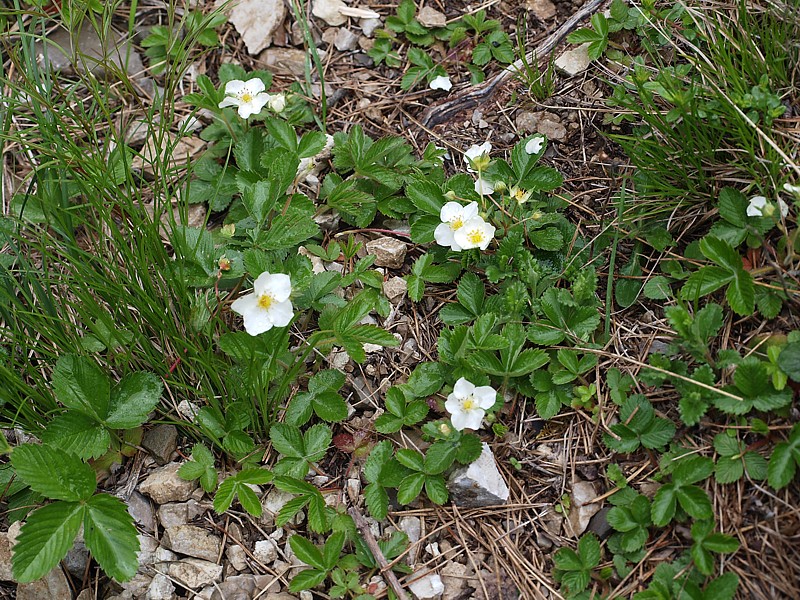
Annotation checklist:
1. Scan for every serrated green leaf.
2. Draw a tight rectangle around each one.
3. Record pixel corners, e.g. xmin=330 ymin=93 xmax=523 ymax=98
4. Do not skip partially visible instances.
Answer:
xmin=651 ymin=484 xmax=677 ymax=526
xmin=11 ymin=444 xmax=96 ymax=502
xmin=425 ymin=475 xmax=449 ymax=504
xmin=41 ymin=412 xmax=110 ymax=460
xmin=768 ymin=440 xmax=798 ymax=489
xmin=577 ymin=533 xmax=601 ymax=567
xmin=289 ymin=535 xmax=326 ymax=570
xmin=304 ymin=423 xmax=332 ymax=461
xmin=12 ymin=501 xmax=85 ymax=583
xmin=84 ymin=493 xmax=140 ymax=581
xmin=364 ymin=482 xmax=389 ymax=520
xmin=52 ymin=354 xmax=109 ymax=419
xmin=676 ymin=485 xmax=712 ymax=519
xmin=289 ymin=568 xmax=328 ymax=592
xmin=424 ymin=442 xmax=456 ymax=475
xmin=105 ymin=372 xmax=162 ymax=429
xmin=397 ymin=472 xmax=426 ymax=505
xmin=270 ymin=423 xmax=305 ymax=458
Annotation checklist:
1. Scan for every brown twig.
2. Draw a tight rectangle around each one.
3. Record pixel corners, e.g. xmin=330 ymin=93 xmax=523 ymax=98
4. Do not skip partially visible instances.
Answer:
xmin=419 ymin=0 xmax=606 ymax=127
xmin=348 ymin=505 xmax=411 ymax=600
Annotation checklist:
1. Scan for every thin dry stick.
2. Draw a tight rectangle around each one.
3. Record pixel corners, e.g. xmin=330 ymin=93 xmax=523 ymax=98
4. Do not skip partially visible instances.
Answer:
xmin=419 ymin=0 xmax=605 ymax=127
xmin=348 ymin=505 xmax=411 ymax=600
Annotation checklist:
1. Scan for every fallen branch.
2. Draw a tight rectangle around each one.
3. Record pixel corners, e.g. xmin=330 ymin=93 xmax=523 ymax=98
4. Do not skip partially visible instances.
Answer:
xmin=419 ymin=0 xmax=605 ymax=127
xmin=348 ymin=504 xmax=411 ymax=600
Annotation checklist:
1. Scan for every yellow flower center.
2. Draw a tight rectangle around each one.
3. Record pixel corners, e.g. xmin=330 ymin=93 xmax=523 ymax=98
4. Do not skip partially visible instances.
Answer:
xmin=462 ymin=397 xmax=476 ymax=410
xmin=241 ymin=92 xmax=253 ymax=103
xmin=258 ymin=294 xmax=274 ymax=310
xmin=467 ymin=229 xmax=485 ymax=245
xmin=514 ymin=189 xmax=526 ymax=201
xmin=451 ymin=217 xmax=464 ymax=230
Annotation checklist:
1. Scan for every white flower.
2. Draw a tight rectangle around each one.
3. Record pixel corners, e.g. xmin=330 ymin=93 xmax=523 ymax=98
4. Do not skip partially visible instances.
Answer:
xmin=474 ymin=175 xmax=495 ymax=196
xmin=218 ymin=78 xmax=271 ymax=119
xmin=783 ymin=182 xmax=800 ymax=195
xmin=434 ymin=201 xmax=479 ymax=251
xmin=231 ymin=272 xmax=294 ymax=335
xmin=453 ymin=216 xmax=496 ymax=251
xmin=429 ymin=75 xmax=453 ymax=91
xmin=747 ymin=195 xmax=789 ymax=218
xmin=510 ymin=185 xmax=532 ymax=204
xmin=445 ymin=377 xmax=497 ymax=431
xmin=464 ymin=142 xmax=492 ymax=172
xmin=268 ymin=92 xmax=286 ymax=113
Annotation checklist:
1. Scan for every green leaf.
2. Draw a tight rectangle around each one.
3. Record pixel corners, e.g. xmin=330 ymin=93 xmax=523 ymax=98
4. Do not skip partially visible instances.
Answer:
xmin=84 ymin=493 xmax=140 ymax=581
xmin=313 ymin=392 xmax=348 ymax=422
xmin=718 ymin=188 xmax=747 ymax=227
xmin=577 ymin=533 xmax=601 ymax=567
xmin=425 ymin=475 xmax=449 ymax=504
xmin=289 ymin=535 xmax=326 ymax=570
xmin=567 ymin=28 xmax=603 ymax=44
xmin=424 ymin=442 xmax=457 ymax=475
xmin=397 ymin=472 xmax=426 ymax=504
xmin=52 ymin=355 xmax=109 ymax=419
xmin=304 ymin=423 xmax=332 ymax=461
xmin=768 ymin=440 xmax=798 ymax=489
xmin=643 ymin=276 xmax=672 ymax=300
xmin=651 ymin=484 xmax=677 ymax=526
xmin=676 ymin=486 xmax=713 ymax=519
xmin=364 ymin=483 xmax=389 ymax=520
xmin=178 ymin=444 xmax=217 ymax=492
xmin=457 ymin=272 xmax=485 ymax=315
xmin=41 ymin=412 xmax=110 ymax=460
xmin=405 ymin=362 xmax=444 ymax=397
xmin=681 ymin=266 xmax=733 ymax=300
xmin=105 ymin=372 xmax=163 ymax=429
xmin=673 ymin=456 xmax=714 ymax=486
xmin=778 ymin=343 xmax=800 ymax=381
xmin=289 ymin=568 xmax=328 ymax=592
xmin=270 ymin=423 xmax=305 ymax=458
xmin=12 ymin=501 xmax=85 ymax=582
xmin=705 ymin=572 xmax=739 ymax=599
xmin=323 ymin=532 xmax=346 ymax=569
xmin=406 ymin=180 xmax=445 ymax=215
xmin=11 ymin=444 xmax=96 ymax=502
xmin=726 ymin=269 xmax=754 ymax=315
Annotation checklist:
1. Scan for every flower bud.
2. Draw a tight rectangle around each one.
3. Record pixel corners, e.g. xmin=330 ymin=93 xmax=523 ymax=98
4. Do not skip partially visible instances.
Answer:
xmin=444 ymin=190 xmax=457 ymax=200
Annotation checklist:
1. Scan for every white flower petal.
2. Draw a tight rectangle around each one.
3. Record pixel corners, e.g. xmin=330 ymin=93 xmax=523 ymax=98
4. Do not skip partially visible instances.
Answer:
xmin=242 ymin=78 xmax=266 ymax=95
xmin=450 ymin=410 xmax=472 ymax=431
xmin=429 ymin=75 xmax=452 ymax=91
xmin=453 ymin=377 xmax=475 ymax=399
xmin=440 ymin=201 xmax=464 ymax=222
xmin=783 ymin=182 xmax=800 ymax=195
xmin=473 ymin=385 xmax=497 ymax=409
xmin=460 ymin=408 xmax=485 ymax=431
xmin=268 ymin=300 xmax=294 ymax=327
xmin=224 ymin=79 xmax=246 ymax=95
xmin=454 ymin=217 xmax=495 ymax=250
xmin=525 ymin=136 xmax=544 ymax=154
xmin=746 ymin=195 xmax=768 ymax=217
xmin=445 ymin=395 xmax=461 ymax=414
xmin=778 ymin=198 xmax=790 ymax=218
xmin=242 ymin=309 xmax=275 ymax=336
xmin=265 ymin=273 xmax=292 ymax=302
xmin=474 ymin=177 xmax=495 ymax=196
xmin=434 ymin=222 xmax=457 ymax=249
xmin=231 ymin=293 xmax=259 ymax=317
xmin=462 ymin=201 xmax=479 ymax=221
xmin=218 ymin=96 xmax=240 ymax=109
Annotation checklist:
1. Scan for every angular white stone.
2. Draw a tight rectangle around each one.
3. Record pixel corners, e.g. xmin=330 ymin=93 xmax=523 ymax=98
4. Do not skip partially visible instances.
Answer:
xmin=218 ymin=0 xmax=287 ymax=54
xmin=447 ymin=443 xmax=509 ymax=508
xmin=409 ymin=572 xmax=445 ymax=599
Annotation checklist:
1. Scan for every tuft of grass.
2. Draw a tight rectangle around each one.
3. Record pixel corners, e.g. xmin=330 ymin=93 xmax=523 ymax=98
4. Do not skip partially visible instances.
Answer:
xmin=604 ymin=0 xmax=799 ymax=222
xmin=512 ymin=14 xmax=556 ymax=101
xmin=0 ymin=2 xmax=230 ymax=439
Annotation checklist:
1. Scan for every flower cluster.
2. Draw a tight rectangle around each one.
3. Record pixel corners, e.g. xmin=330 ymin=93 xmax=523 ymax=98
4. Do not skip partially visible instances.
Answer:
xmin=231 ymin=271 xmax=294 ymax=336
xmin=445 ymin=377 xmax=497 ymax=431
xmin=219 ymin=78 xmax=286 ymax=119
xmin=434 ymin=201 xmax=496 ymax=251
